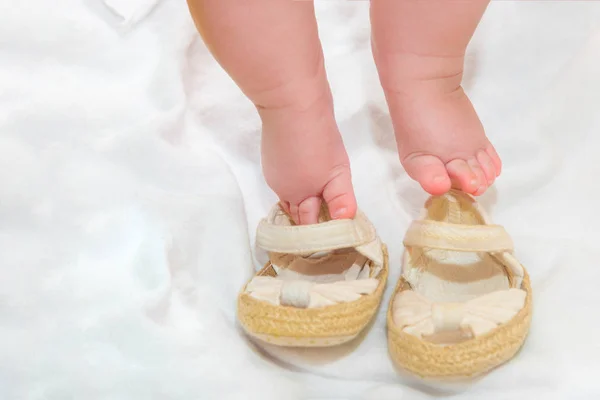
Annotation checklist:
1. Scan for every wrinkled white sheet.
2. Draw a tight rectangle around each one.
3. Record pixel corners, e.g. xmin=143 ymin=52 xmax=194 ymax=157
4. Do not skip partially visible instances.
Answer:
xmin=2 ymin=0 xmax=600 ymax=399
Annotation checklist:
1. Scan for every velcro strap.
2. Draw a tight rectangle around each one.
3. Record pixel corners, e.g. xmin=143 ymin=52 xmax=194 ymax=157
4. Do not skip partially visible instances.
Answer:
xmin=256 ymin=211 xmax=377 ymax=255
xmin=403 ymin=220 xmax=513 ymax=252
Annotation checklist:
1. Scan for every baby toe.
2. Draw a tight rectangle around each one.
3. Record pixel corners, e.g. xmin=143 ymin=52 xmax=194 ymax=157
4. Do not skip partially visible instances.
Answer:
xmin=297 ymin=197 xmax=322 ymax=225
xmin=467 ymin=158 xmax=488 ymax=196
xmin=476 ymin=149 xmax=497 ymax=186
xmin=486 ymin=145 xmax=502 ymax=176
xmin=401 ymin=154 xmax=452 ymax=196
xmin=322 ymin=166 xmax=357 ymax=221
xmin=446 ymin=159 xmax=479 ymax=194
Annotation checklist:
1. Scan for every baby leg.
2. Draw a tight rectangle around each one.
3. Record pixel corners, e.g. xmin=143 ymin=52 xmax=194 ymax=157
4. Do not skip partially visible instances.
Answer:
xmin=187 ymin=0 xmax=357 ymax=224
xmin=371 ymin=0 xmax=500 ymax=196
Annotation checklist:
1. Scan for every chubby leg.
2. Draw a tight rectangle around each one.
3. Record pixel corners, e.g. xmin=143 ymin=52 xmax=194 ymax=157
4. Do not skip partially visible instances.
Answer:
xmin=187 ymin=0 xmax=357 ymax=224
xmin=371 ymin=0 xmax=500 ymax=196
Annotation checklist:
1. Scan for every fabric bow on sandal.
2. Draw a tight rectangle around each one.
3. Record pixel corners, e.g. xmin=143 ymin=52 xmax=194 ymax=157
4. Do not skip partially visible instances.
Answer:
xmin=387 ymin=190 xmax=532 ymax=380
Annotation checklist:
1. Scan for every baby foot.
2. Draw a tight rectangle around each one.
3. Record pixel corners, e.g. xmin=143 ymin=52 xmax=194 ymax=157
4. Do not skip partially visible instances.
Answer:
xmin=370 ymin=0 xmax=498 ymax=197
xmin=386 ymin=83 xmax=501 ymax=196
xmin=259 ymin=85 xmax=357 ymax=225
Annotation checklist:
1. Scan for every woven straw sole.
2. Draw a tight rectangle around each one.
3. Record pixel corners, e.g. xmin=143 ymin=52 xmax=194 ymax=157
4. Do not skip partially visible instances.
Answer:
xmin=387 ymin=270 xmax=532 ymax=380
xmin=237 ymin=245 xmax=389 ymax=347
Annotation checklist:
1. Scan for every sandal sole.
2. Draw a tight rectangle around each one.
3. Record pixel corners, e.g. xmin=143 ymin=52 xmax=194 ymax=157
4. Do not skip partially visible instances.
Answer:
xmin=237 ymin=245 xmax=389 ymax=348
xmin=387 ymin=270 xmax=532 ymax=380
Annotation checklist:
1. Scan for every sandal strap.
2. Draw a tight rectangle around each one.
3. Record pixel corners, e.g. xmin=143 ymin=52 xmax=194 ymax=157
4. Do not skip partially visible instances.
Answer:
xmin=256 ymin=210 xmax=378 ymax=256
xmin=403 ymin=220 xmax=513 ymax=252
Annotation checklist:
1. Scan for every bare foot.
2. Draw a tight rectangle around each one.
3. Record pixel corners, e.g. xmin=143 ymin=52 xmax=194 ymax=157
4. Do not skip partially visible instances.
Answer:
xmin=384 ymin=74 xmax=501 ymax=196
xmin=371 ymin=0 xmax=499 ymax=196
xmin=188 ymin=0 xmax=356 ymax=224
xmin=259 ymin=66 xmax=357 ymax=224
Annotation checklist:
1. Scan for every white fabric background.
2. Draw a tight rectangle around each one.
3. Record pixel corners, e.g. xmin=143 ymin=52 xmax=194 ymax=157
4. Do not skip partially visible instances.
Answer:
xmin=1 ymin=0 xmax=600 ymax=399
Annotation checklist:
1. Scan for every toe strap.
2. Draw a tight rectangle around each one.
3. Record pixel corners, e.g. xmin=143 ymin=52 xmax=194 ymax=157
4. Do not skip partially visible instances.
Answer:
xmin=256 ymin=206 xmax=384 ymax=265
xmin=403 ymin=220 xmax=514 ymax=253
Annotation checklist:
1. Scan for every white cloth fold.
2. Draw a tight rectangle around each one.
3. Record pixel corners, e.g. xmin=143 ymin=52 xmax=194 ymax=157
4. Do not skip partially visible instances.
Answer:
xmin=101 ymin=0 xmax=162 ymax=27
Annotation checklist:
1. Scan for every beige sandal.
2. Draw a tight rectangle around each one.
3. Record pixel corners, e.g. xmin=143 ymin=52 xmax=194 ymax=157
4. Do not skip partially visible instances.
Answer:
xmin=387 ymin=190 xmax=532 ymax=380
xmin=237 ymin=205 xmax=388 ymax=347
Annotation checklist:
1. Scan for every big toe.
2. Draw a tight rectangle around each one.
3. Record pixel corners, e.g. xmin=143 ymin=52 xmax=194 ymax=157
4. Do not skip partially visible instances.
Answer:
xmin=322 ymin=167 xmax=357 ymax=221
xmin=402 ymin=154 xmax=452 ymax=196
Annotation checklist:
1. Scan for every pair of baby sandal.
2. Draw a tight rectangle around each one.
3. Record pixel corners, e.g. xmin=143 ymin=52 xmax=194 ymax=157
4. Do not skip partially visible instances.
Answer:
xmin=238 ymin=190 xmax=532 ymax=379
